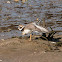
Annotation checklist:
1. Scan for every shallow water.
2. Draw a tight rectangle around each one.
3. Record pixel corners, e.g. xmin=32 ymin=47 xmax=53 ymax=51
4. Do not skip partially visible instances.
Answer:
xmin=0 ymin=0 xmax=62 ymax=39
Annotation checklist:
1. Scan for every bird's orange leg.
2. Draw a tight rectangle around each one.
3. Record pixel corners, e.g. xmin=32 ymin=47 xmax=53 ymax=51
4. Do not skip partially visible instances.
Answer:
xmin=29 ymin=34 xmax=32 ymax=41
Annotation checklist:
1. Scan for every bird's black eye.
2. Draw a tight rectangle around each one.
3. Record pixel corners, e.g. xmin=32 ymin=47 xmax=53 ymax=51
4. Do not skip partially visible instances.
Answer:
xmin=19 ymin=27 xmax=22 ymax=29
xmin=20 ymin=27 xmax=22 ymax=28
xmin=18 ymin=26 xmax=22 ymax=29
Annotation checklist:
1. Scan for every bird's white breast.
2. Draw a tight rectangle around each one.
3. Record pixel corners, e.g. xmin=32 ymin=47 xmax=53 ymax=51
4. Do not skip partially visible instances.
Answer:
xmin=22 ymin=29 xmax=31 ymax=35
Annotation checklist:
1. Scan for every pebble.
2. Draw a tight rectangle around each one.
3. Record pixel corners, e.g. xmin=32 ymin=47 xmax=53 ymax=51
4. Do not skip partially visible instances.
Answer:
xmin=7 ymin=1 xmax=11 ymax=3
xmin=7 ymin=29 xmax=11 ymax=32
xmin=35 ymin=49 xmax=37 ymax=51
xmin=1 ymin=39 xmax=5 ymax=41
xmin=29 ymin=5 xmax=32 ymax=6
xmin=36 ymin=18 xmax=39 ymax=21
xmin=42 ymin=51 xmax=46 ymax=53
xmin=0 ymin=59 xmax=2 ymax=62
xmin=34 ymin=52 xmax=36 ymax=54
xmin=14 ymin=0 xmax=19 ymax=2
xmin=51 ymin=42 xmax=56 ymax=44
xmin=22 ymin=0 xmax=28 ymax=3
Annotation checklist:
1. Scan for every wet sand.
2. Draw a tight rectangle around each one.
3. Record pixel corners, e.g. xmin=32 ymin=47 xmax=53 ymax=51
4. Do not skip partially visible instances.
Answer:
xmin=0 ymin=35 xmax=62 ymax=62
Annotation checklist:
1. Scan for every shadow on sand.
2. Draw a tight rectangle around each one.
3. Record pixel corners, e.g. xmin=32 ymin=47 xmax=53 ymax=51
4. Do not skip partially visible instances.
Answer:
xmin=39 ymin=31 xmax=62 ymax=52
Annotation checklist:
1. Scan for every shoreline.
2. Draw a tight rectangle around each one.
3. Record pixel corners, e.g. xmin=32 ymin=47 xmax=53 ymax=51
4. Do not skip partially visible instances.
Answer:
xmin=0 ymin=35 xmax=62 ymax=62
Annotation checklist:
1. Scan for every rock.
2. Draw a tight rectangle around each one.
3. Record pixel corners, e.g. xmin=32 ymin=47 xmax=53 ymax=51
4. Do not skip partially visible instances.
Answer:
xmin=0 ymin=59 xmax=2 ymax=62
xmin=14 ymin=0 xmax=19 ymax=2
xmin=22 ymin=0 xmax=28 ymax=3
xmin=34 ymin=52 xmax=36 ymax=54
xmin=7 ymin=1 xmax=11 ymax=3
xmin=51 ymin=42 xmax=56 ymax=44
xmin=1 ymin=39 xmax=5 ymax=41
xmin=7 ymin=28 xmax=11 ymax=32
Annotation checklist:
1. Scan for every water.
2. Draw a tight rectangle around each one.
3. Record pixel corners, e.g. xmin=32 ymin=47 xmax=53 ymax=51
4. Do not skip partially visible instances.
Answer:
xmin=0 ymin=0 xmax=62 ymax=39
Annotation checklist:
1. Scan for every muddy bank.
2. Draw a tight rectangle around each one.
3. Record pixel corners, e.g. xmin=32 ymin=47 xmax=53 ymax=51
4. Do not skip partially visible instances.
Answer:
xmin=0 ymin=34 xmax=62 ymax=62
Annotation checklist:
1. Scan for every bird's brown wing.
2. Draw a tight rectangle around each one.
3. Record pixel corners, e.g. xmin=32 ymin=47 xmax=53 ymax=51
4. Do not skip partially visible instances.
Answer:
xmin=24 ymin=23 xmax=41 ymax=32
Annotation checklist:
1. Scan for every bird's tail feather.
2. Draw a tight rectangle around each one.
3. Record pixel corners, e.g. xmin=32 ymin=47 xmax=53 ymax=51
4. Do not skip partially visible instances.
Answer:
xmin=33 ymin=22 xmax=49 ymax=33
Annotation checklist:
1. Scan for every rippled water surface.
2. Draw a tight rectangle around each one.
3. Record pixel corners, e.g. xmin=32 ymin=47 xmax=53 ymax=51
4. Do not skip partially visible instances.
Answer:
xmin=0 ymin=0 xmax=62 ymax=39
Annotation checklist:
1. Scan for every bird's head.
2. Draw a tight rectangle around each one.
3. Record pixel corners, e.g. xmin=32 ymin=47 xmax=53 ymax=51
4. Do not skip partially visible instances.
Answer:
xmin=18 ymin=24 xmax=25 ymax=31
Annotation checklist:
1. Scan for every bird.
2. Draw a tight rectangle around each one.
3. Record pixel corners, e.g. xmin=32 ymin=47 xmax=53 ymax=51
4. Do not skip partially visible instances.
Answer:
xmin=18 ymin=22 xmax=49 ymax=41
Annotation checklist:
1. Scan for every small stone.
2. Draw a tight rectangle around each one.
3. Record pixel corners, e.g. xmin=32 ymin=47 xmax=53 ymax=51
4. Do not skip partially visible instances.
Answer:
xmin=51 ymin=42 xmax=56 ymax=44
xmin=7 ymin=1 xmax=11 ymax=3
xmin=35 ymin=49 xmax=37 ymax=51
xmin=42 ymin=51 xmax=46 ymax=53
xmin=14 ymin=0 xmax=19 ymax=2
xmin=34 ymin=52 xmax=36 ymax=54
xmin=43 ymin=51 xmax=46 ymax=53
xmin=1 ymin=39 xmax=5 ymax=41
xmin=7 ymin=28 xmax=11 ymax=32
xmin=36 ymin=18 xmax=39 ymax=21
xmin=29 ymin=5 xmax=32 ymax=6
xmin=0 ymin=59 xmax=2 ymax=61
xmin=22 ymin=0 xmax=28 ymax=3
